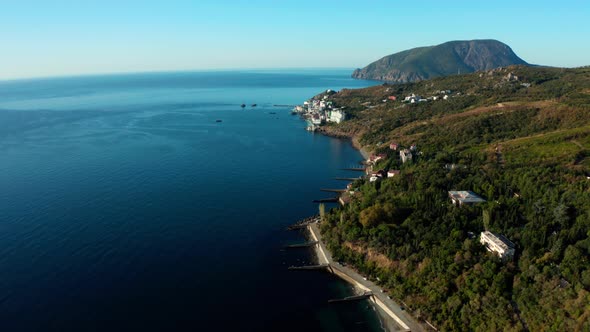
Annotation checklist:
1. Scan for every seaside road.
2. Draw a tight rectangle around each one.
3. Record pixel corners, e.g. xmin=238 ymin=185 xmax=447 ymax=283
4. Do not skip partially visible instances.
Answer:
xmin=309 ymin=223 xmax=428 ymax=332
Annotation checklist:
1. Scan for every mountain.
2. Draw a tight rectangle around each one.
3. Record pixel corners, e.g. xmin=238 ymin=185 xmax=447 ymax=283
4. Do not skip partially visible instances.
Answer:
xmin=352 ymin=39 xmax=528 ymax=83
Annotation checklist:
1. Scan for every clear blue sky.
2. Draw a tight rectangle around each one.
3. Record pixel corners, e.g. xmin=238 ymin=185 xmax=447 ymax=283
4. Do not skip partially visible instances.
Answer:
xmin=2 ymin=0 xmax=589 ymax=79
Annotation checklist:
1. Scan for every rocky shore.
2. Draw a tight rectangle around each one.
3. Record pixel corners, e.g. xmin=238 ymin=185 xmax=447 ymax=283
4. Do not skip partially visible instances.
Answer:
xmin=315 ymin=126 xmax=371 ymax=159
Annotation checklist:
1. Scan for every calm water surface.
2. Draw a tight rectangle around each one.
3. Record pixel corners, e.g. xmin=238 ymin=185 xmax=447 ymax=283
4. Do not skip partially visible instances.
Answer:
xmin=0 ymin=70 xmax=381 ymax=331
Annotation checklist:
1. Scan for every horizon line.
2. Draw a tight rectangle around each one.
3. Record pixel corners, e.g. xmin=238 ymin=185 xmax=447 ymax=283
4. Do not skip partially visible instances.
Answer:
xmin=0 ymin=66 xmax=360 ymax=83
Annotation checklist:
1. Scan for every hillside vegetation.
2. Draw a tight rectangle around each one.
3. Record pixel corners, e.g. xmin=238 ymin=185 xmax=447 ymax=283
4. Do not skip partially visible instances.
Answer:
xmin=352 ymin=39 xmax=528 ymax=83
xmin=317 ymin=65 xmax=590 ymax=331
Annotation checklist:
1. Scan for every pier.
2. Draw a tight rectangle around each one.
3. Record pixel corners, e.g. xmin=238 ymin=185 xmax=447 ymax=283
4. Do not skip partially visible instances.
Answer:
xmin=328 ymin=292 xmax=373 ymax=303
xmin=286 ymin=215 xmax=320 ymax=231
xmin=286 ymin=224 xmax=310 ymax=230
xmin=288 ymin=264 xmax=329 ymax=271
xmin=340 ymin=167 xmax=366 ymax=172
xmin=333 ymin=177 xmax=361 ymax=181
xmin=312 ymin=198 xmax=338 ymax=203
xmin=283 ymin=241 xmax=318 ymax=248
xmin=319 ymin=188 xmax=346 ymax=193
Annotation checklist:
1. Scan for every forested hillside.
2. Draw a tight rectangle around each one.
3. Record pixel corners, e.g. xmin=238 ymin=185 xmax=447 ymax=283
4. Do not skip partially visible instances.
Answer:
xmin=351 ymin=39 xmax=528 ymax=83
xmin=317 ymin=65 xmax=590 ymax=331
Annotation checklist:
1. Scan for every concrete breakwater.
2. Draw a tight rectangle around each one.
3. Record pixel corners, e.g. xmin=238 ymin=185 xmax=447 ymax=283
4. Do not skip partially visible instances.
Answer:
xmin=306 ymin=222 xmax=425 ymax=332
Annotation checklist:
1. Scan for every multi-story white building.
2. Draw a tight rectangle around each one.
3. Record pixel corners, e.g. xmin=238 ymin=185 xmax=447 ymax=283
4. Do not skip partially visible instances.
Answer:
xmin=480 ymin=231 xmax=515 ymax=259
xmin=328 ymin=109 xmax=346 ymax=124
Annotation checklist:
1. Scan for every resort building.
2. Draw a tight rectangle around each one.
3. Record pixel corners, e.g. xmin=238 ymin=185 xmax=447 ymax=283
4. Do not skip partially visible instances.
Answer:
xmin=448 ymin=191 xmax=486 ymax=206
xmin=480 ymin=231 xmax=515 ymax=259
xmin=327 ymin=109 xmax=346 ymax=124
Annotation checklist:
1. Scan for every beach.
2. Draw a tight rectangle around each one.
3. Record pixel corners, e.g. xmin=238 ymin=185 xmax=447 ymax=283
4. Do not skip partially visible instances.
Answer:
xmin=306 ymin=222 xmax=427 ymax=332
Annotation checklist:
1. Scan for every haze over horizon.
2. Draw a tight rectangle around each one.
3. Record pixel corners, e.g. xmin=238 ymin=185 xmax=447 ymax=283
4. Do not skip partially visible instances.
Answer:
xmin=2 ymin=0 xmax=589 ymax=80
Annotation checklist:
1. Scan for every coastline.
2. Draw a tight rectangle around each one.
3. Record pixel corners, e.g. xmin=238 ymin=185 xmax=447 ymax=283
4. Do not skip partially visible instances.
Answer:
xmin=296 ymin=99 xmax=418 ymax=331
xmin=314 ymin=126 xmax=372 ymax=160
xmin=306 ymin=222 xmax=425 ymax=332
xmin=302 ymin=119 xmax=429 ymax=331
xmin=351 ymin=135 xmax=371 ymax=160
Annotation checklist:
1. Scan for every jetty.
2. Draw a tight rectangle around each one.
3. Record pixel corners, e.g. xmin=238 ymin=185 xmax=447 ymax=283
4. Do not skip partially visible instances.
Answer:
xmin=288 ymin=264 xmax=329 ymax=271
xmin=340 ymin=167 xmax=366 ymax=172
xmin=312 ymin=198 xmax=338 ymax=203
xmin=334 ymin=177 xmax=361 ymax=181
xmin=328 ymin=292 xmax=373 ymax=303
xmin=319 ymin=188 xmax=346 ymax=193
xmin=286 ymin=215 xmax=320 ymax=231
xmin=283 ymin=241 xmax=318 ymax=249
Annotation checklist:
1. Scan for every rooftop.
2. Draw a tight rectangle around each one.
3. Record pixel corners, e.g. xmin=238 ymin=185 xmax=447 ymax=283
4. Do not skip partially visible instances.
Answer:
xmin=481 ymin=231 xmax=515 ymax=250
xmin=448 ymin=190 xmax=486 ymax=204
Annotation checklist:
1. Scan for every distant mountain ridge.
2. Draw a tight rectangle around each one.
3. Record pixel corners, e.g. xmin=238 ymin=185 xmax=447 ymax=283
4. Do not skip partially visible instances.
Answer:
xmin=352 ymin=39 xmax=528 ymax=83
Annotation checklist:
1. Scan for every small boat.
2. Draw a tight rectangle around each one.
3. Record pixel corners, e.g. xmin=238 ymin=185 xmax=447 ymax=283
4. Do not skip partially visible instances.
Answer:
xmin=251 ymin=104 xmax=257 ymax=107
xmin=269 ymin=112 xmax=276 ymax=115
xmin=240 ymin=104 xmax=246 ymax=108
xmin=215 ymin=119 xmax=222 ymax=123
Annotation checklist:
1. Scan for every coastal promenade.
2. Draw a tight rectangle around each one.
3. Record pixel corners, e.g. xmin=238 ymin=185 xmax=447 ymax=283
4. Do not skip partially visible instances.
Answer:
xmin=308 ymin=222 xmax=427 ymax=332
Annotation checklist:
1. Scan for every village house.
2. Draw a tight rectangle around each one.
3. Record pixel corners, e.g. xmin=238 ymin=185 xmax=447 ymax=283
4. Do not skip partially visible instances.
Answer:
xmin=389 ymin=142 xmax=398 ymax=151
xmin=387 ymin=170 xmax=400 ymax=178
xmin=480 ymin=231 xmax=515 ymax=259
xmin=311 ymin=114 xmax=322 ymax=125
xmin=367 ymin=154 xmax=386 ymax=165
xmin=369 ymin=170 xmax=386 ymax=182
xmin=400 ymin=149 xmax=412 ymax=163
xmin=339 ymin=194 xmax=351 ymax=206
xmin=448 ymin=191 xmax=486 ymax=206
xmin=444 ymin=163 xmax=460 ymax=171
xmin=403 ymin=93 xmax=424 ymax=103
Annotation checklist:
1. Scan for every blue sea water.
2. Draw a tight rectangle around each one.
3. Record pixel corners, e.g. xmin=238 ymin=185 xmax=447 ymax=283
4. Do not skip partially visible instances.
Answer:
xmin=0 ymin=70 xmax=380 ymax=331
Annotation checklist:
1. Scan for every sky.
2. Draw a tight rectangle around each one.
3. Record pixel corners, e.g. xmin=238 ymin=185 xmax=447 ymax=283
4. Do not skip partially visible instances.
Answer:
xmin=1 ymin=0 xmax=589 ymax=79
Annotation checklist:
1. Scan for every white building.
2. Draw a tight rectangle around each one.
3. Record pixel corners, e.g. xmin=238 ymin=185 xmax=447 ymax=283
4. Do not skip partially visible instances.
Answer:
xmin=448 ymin=191 xmax=486 ymax=206
xmin=480 ymin=231 xmax=515 ymax=259
xmin=328 ymin=110 xmax=346 ymax=124
xmin=400 ymin=149 xmax=412 ymax=163
xmin=311 ymin=114 xmax=322 ymax=125
xmin=387 ymin=170 xmax=400 ymax=178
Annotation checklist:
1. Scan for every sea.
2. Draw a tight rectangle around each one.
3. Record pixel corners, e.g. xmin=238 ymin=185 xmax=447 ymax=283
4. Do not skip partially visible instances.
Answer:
xmin=0 ymin=69 xmax=381 ymax=331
